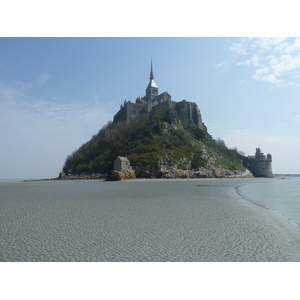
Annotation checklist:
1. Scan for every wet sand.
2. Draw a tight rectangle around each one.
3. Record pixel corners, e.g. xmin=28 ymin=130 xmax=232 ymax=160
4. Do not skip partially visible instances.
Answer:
xmin=1 ymin=178 xmax=300 ymax=261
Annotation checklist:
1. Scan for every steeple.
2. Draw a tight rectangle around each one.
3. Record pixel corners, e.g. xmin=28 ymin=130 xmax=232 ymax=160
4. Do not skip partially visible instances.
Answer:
xmin=150 ymin=58 xmax=154 ymax=81
xmin=145 ymin=58 xmax=158 ymax=101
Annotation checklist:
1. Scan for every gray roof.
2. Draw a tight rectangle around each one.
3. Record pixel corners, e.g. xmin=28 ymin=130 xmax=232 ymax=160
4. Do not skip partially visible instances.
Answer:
xmin=116 ymin=156 xmax=129 ymax=161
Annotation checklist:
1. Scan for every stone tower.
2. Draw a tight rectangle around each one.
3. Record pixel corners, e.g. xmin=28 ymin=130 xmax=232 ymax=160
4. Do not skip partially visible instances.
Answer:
xmin=243 ymin=147 xmax=274 ymax=178
xmin=144 ymin=60 xmax=158 ymax=102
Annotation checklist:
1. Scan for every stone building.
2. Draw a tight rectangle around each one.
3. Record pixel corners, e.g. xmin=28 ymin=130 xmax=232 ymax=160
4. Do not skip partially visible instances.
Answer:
xmin=114 ymin=156 xmax=133 ymax=172
xmin=113 ymin=61 xmax=207 ymax=132
xmin=243 ymin=147 xmax=274 ymax=178
xmin=110 ymin=156 xmax=135 ymax=180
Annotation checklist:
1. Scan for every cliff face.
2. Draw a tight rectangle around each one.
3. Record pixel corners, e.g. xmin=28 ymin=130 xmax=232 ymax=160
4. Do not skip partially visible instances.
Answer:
xmin=174 ymin=100 xmax=205 ymax=131
xmin=136 ymin=144 xmax=251 ymax=179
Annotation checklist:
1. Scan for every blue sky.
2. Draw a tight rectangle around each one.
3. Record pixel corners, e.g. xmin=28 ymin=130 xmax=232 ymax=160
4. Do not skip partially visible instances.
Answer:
xmin=1 ymin=37 xmax=300 ymax=179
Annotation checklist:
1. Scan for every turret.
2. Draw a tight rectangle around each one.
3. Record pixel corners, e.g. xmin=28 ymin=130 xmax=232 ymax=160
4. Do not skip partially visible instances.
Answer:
xmin=255 ymin=147 xmax=265 ymax=159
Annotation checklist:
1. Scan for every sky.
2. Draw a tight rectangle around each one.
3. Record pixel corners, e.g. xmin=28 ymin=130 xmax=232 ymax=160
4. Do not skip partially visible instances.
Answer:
xmin=1 ymin=37 xmax=300 ymax=179
xmin=1 ymin=2 xmax=299 ymax=297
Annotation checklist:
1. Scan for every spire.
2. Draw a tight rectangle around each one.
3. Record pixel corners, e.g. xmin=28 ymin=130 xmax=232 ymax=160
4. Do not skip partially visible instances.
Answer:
xmin=144 ymin=58 xmax=158 ymax=102
xmin=150 ymin=58 xmax=154 ymax=80
xmin=147 ymin=57 xmax=157 ymax=89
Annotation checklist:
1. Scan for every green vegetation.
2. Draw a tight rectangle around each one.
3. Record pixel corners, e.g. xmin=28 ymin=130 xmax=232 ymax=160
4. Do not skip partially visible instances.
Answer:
xmin=62 ymin=115 xmax=245 ymax=177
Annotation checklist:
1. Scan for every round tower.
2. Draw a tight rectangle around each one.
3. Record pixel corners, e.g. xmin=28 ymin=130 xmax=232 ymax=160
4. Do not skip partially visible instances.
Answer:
xmin=245 ymin=148 xmax=274 ymax=178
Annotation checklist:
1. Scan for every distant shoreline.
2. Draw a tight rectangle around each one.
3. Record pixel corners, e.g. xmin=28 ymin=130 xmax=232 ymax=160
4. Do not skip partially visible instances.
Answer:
xmin=15 ymin=172 xmax=300 ymax=183
xmin=22 ymin=169 xmax=255 ymax=182
xmin=22 ymin=176 xmax=106 ymax=182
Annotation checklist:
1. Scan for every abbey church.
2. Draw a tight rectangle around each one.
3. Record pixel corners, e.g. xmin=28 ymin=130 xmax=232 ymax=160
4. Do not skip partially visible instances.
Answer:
xmin=113 ymin=61 xmax=207 ymax=132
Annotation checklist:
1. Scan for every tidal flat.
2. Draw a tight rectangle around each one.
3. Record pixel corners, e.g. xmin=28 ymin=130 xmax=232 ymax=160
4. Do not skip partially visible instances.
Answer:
xmin=1 ymin=178 xmax=300 ymax=261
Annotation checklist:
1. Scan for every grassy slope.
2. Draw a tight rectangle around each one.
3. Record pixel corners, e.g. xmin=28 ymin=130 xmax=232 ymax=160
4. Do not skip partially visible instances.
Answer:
xmin=62 ymin=115 xmax=245 ymax=177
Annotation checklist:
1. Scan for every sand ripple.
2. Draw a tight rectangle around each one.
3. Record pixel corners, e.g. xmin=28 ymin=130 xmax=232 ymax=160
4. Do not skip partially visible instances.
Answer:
xmin=1 ymin=179 xmax=300 ymax=261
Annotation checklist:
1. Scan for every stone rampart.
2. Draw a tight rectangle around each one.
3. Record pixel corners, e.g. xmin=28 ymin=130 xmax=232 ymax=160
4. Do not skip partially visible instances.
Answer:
xmin=113 ymin=101 xmax=146 ymax=123
xmin=174 ymin=100 xmax=205 ymax=131
xmin=113 ymin=97 xmax=206 ymax=131
xmin=243 ymin=148 xmax=274 ymax=178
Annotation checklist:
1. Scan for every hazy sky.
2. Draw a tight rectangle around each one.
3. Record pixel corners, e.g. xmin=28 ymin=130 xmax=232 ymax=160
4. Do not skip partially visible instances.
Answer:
xmin=1 ymin=37 xmax=300 ymax=179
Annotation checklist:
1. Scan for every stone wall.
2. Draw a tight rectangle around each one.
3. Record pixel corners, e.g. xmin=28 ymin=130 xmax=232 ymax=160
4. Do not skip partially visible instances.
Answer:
xmin=113 ymin=95 xmax=206 ymax=131
xmin=113 ymin=101 xmax=146 ymax=123
xmin=174 ymin=100 xmax=205 ymax=131
xmin=245 ymin=159 xmax=273 ymax=178
xmin=243 ymin=148 xmax=274 ymax=178
xmin=149 ymin=99 xmax=176 ymax=118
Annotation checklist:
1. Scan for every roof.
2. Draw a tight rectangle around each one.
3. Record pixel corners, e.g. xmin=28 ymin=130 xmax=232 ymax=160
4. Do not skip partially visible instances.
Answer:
xmin=115 ymin=156 xmax=129 ymax=161
xmin=147 ymin=79 xmax=158 ymax=88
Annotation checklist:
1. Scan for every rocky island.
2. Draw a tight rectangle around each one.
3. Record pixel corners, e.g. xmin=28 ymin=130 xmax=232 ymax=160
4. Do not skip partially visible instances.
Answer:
xmin=61 ymin=62 xmax=272 ymax=180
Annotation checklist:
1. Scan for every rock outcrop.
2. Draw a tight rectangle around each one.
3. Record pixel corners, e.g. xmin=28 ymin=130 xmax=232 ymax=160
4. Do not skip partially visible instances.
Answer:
xmin=131 ymin=144 xmax=251 ymax=179
xmin=106 ymin=170 xmax=136 ymax=181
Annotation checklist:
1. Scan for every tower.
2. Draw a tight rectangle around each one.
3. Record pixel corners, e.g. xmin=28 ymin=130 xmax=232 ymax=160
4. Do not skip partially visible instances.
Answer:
xmin=243 ymin=148 xmax=274 ymax=178
xmin=144 ymin=59 xmax=158 ymax=102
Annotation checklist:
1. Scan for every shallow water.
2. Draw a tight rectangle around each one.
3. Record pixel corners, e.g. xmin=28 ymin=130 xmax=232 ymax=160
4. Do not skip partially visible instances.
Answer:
xmin=1 ymin=179 xmax=300 ymax=261
xmin=238 ymin=176 xmax=300 ymax=227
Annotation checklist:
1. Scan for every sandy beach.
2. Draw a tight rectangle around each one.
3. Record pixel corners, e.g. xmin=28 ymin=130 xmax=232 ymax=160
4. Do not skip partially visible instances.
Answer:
xmin=1 ymin=178 xmax=300 ymax=261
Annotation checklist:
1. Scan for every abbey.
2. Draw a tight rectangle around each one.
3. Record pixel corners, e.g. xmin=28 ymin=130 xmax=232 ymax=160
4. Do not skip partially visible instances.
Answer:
xmin=113 ymin=61 xmax=207 ymax=132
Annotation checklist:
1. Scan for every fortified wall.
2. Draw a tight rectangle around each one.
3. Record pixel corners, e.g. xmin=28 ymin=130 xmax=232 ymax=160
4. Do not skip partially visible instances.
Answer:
xmin=113 ymin=62 xmax=206 ymax=132
xmin=243 ymin=148 xmax=274 ymax=178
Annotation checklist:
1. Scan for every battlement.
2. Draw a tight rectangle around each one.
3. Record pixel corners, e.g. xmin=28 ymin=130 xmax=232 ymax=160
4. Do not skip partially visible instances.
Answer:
xmin=113 ymin=100 xmax=146 ymax=123
xmin=243 ymin=148 xmax=274 ymax=178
